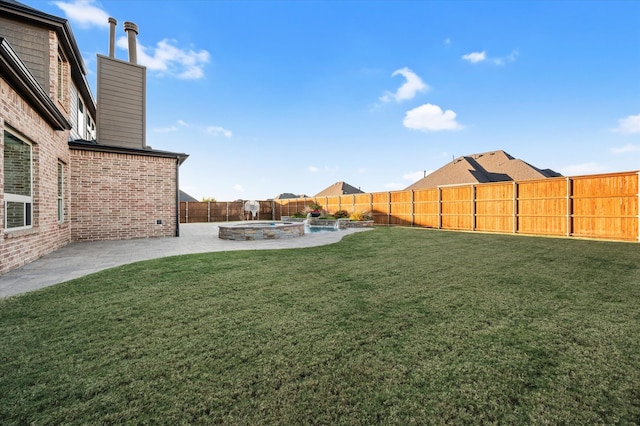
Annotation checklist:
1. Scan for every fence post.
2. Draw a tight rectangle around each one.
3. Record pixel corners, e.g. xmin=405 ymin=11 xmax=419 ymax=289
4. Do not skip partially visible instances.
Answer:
xmin=388 ymin=192 xmax=391 ymax=225
xmin=566 ymin=177 xmax=572 ymax=237
xmin=226 ymin=202 xmax=229 ymax=222
xmin=471 ymin=185 xmax=476 ymax=231
xmin=437 ymin=187 xmax=442 ymax=229
xmin=185 ymin=201 xmax=189 ymax=224
xmin=352 ymin=194 xmax=355 ymax=215
xmin=370 ymin=193 xmax=373 ymax=223
xmin=513 ymin=181 xmax=518 ymax=234
xmin=411 ymin=190 xmax=415 ymax=227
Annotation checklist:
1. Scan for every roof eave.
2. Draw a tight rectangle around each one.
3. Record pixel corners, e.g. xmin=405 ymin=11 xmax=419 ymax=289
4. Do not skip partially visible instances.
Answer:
xmin=68 ymin=139 xmax=189 ymax=165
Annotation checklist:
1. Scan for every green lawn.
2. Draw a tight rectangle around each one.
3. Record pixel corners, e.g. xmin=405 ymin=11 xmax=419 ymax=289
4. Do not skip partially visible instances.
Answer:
xmin=1 ymin=228 xmax=640 ymax=424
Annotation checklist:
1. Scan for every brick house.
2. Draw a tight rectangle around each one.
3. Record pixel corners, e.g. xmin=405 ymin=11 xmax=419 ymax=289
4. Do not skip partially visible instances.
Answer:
xmin=0 ymin=0 xmax=188 ymax=275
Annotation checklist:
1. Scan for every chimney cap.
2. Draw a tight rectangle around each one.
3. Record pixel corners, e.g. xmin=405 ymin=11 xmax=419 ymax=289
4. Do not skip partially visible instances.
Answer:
xmin=123 ymin=21 xmax=139 ymax=34
xmin=108 ymin=17 xmax=117 ymax=25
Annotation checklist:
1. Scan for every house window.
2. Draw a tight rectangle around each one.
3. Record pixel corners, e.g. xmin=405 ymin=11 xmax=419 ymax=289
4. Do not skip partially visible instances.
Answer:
xmin=77 ymin=98 xmax=85 ymax=139
xmin=57 ymin=162 xmax=64 ymax=223
xmin=57 ymin=54 xmax=65 ymax=101
xmin=3 ymin=130 xmax=32 ymax=230
xmin=86 ymin=115 xmax=95 ymax=141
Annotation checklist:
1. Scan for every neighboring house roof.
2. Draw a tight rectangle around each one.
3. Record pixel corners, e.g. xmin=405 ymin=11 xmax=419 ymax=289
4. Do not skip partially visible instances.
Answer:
xmin=274 ymin=193 xmax=307 ymax=199
xmin=179 ymin=190 xmax=199 ymax=202
xmin=315 ymin=182 xmax=364 ymax=197
xmin=406 ymin=150 xmax=562 ymax=190
xmin=0 ymin=37 xmax=70 ymax=130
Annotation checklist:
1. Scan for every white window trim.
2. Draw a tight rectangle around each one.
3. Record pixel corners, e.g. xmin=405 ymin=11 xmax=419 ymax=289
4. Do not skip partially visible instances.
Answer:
xmin=77 ymin=98 xmax=85 ymax=140
xmin=58 ymin=162 xmax=64 ymax=223
xmin=3 ymin=130 xmax=33 ymax=231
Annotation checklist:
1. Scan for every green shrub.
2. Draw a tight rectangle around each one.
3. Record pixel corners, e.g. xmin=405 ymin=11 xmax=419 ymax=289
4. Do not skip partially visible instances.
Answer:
xmin=333 ymin=210 xmax=350 ymax=218
xmin=350 ymin=211 xmax=372 ymax=221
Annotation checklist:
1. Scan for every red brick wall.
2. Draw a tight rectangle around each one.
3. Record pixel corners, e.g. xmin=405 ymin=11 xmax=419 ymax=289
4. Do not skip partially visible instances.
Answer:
xmin=69 ymin=149 xmax=178 ymax=241
xmin=0 ymin=76 xmax=72 ymax=275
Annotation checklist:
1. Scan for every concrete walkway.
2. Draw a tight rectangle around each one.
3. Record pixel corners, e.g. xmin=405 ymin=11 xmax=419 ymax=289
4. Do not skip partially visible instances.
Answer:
xmin=0 ymin=222 xmax=371 ymax=299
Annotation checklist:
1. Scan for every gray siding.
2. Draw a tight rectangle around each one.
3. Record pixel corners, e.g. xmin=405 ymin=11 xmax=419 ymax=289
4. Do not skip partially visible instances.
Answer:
xmin=96 ymin=55 xmax=146 ymax=149
xmin=0 ymin=17 xmax=49 ymax=92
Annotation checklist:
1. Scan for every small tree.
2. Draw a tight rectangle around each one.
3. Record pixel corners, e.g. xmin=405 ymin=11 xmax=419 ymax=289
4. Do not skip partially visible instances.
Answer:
xmin=201 ymin=197 xmax=216 ymax=202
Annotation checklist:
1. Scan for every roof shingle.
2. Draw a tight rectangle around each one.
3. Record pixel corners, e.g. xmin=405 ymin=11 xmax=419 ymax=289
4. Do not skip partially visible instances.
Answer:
xmin=406 ymin=150 xmax=561 ymax=190
xmin=315 ymin=181 xmax=364 ymax=197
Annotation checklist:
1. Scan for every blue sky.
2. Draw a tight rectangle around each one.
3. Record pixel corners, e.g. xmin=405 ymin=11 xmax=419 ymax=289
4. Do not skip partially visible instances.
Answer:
xmin=26 ymin=0 xmax=640 ymax=201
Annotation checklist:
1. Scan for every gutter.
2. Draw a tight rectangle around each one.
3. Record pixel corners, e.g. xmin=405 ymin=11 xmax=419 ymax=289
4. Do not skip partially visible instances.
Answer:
xmin=176 ymin=157 xmax=180 ymax=237
xmin=68 ymin=139 xmax=188 ymax=164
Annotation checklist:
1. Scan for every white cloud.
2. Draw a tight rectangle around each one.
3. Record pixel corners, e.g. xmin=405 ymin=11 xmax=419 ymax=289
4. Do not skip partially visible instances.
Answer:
xmin=307 ymin=165 xmax=339 ymax=173
xmin=403 ymin=103 xmax=463 ymax=132
xmin=463 ymin=49 xmax=518 ymax=65
xmin=506 ymin=49 xmax=519 ymax=62
xmin=559 ymin=163 xmax=607 ymax=176
xmin=462 ymin=51 xmax=486 ymax=63
xmin=153 ymin=119 xmax=194 ymax=133
xmin=117 ymin=37 xmax=210 ymax=80
xmin=153 ymin=126 xmax=178 ymax=133
xmin=206 ymin=126 xmax=232 ymax=138
xmin=612 ymin=113 xmax=640 ymax=134
xmin=54 ymin=0 xmax=109 ymax=29
xmin=233 ymin=184 xmax=244 ymax=192
xmin=611 ymin=144 xmax=640 ymax=153
xmin=403 ymin=171 xmax=430 ymax=181
xmin=380 ymin=67 xmax=429 ymax=103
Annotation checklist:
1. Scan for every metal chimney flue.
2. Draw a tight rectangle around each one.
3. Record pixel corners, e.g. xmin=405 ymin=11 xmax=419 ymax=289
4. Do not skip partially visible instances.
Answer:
xmin=123 ymin=21 xmax=139 ymax=64
xmin=108 ymin=17 xmax=117 ymax=58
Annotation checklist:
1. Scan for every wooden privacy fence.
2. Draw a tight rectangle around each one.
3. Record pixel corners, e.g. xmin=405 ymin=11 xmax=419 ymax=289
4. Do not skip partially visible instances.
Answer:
xmin=180 ymin=200 xmax=277 ymax=223
xmin=181 ymin=171 xmax=639 ymax=242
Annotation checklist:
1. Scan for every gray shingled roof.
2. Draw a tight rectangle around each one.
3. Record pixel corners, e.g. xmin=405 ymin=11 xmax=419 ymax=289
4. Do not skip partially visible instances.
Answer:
xmin=275 ymin=193 xmax=307 ymax=199
xmin=179 ymin=190 xmax=199 ymax=202
xmin=314 ymin=181 xmax=364 ymax=197
xmin=406 ymin=150 xmax=562 ymax=190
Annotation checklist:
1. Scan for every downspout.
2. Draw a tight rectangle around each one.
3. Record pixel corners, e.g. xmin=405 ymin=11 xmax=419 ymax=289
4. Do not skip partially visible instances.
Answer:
xmin=175 ymin=157 xmax=180 ymax=237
